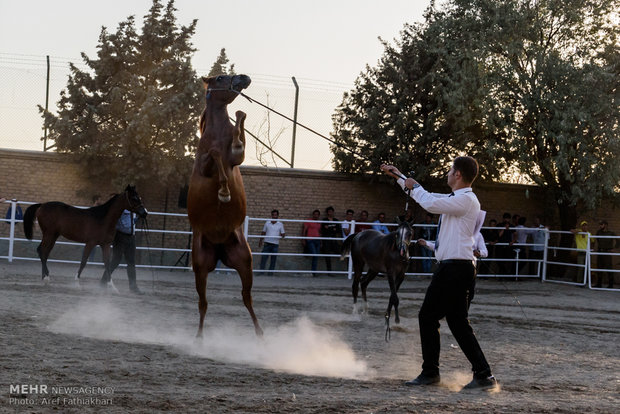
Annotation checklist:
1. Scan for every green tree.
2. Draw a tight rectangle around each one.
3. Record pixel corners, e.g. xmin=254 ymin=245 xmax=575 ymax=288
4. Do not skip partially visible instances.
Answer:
xmin=39 ymin=0 xmax=202 ymax=186
xmin=208 ymin=48 xmax=236 ymax=77
xmin=331 ymin=0 xmax=619 ymax=229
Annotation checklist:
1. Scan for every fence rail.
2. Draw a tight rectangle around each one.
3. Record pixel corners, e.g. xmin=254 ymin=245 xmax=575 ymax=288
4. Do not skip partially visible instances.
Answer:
xmin=1 ymin=200 xmax=618 ymax=291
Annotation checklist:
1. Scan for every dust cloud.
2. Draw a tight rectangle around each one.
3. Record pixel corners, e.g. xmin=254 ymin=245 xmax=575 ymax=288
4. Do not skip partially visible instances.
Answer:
xmin=48 ymin=299 xmax=370 ymax=380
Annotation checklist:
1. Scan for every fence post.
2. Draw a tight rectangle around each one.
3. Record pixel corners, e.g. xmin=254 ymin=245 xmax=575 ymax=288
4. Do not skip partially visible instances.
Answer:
xmin=244 ymin=216 xmax=249 ymax=237
xmin=586 ymin=235 xmax=591 ymax=288
xmin=541 ymin=228 xmax=549 ymax=282
xmin=347 ymin=221 xmax=355 ymax=280
xmin=8 ymin=200 xmax=16 ymax=262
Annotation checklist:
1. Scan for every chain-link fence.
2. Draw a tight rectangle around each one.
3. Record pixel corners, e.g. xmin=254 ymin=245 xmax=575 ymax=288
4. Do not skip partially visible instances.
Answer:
xmin=0 ymin=52 xmax=351 ymax=170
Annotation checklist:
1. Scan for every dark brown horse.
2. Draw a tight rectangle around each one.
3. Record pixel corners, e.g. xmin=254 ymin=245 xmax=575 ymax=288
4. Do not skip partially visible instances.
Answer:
xmin=23 ymin=186 xmax=147 ymax=287
xmin=341 ymin=220 xmax=413 ymax=340
xmin=188 ymin=74 xmax=263 ymax=337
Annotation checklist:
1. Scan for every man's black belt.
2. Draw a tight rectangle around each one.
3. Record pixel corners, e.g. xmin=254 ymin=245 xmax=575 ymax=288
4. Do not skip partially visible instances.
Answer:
xmin=439 ymin=259 xmax=474 ymax=265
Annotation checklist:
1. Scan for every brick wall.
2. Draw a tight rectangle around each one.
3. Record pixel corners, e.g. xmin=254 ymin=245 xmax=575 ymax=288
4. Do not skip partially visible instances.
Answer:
xmin=1 ymin=149 xmax=617 ymax=265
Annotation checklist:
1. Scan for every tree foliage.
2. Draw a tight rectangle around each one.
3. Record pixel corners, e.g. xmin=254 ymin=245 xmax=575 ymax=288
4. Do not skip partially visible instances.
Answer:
xmin=331 ymin=0 xmax=619 ymax=228
xmin=39 ymin=0 xmax=202 ymax=186
xmin=208 ymin=48 xmax=236 ymax=77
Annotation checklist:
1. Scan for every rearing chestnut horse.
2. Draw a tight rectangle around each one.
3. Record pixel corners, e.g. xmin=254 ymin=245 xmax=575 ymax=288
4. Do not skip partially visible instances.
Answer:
xmin=23 ymin=186 xmax=147 ymax=286
xmin=188 ymin=74 xmax=263 ymax=337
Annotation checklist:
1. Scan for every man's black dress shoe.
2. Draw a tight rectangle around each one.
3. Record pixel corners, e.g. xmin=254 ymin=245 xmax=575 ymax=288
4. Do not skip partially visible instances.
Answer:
xmin=404 ymin=373 xmax=440 ymax=386
xmin=463 ymin=375 xmax=498 ymax=390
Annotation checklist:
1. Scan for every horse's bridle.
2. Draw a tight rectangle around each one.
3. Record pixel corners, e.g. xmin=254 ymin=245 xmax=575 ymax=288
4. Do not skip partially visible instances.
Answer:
xmin=206 ymin=76 xmax=240 ymax=98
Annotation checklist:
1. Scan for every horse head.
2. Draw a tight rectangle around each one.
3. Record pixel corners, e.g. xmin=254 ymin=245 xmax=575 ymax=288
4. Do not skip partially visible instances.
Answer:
xmin=394 ymin=220 xmax=413 ymax=259
xmin=202 ymin=74 xmax=251 ymax=106
xmin=123 ymin=185 xmax=148 ymax=218
xmin=197 ymin=74 xmax=251 ymax=203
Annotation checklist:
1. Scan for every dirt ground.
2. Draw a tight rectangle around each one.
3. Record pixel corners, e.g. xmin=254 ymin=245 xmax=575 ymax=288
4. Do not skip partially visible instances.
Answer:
xmin=1 ymin=261 xmax=618 ymax=413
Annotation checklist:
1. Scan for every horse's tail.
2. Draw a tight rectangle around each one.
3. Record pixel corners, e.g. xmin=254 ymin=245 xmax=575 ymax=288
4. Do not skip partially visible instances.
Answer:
xmin=340 ymin=234 xmax=356 ymax=260
xmin=23 ymin=203 xmax=41 ymax=240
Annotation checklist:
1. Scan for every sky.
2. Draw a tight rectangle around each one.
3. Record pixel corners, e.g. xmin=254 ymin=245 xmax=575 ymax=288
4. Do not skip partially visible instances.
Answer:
xmin=0 ymin=0 xmax=430 ymax=170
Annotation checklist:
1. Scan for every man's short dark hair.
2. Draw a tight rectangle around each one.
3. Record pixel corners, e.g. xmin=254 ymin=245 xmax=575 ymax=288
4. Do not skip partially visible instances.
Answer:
xmin=453 ymin=156 xmax=478 ymax=184
xmin=271 ymin=209 xmax=279 ymax=215
xmin=312 ymin=209 xmax=320 ymax=215
xmin=346 ymin=209 xmax=354 ymax=215
xmin=325 ymin=206 xmax=334 ymax=213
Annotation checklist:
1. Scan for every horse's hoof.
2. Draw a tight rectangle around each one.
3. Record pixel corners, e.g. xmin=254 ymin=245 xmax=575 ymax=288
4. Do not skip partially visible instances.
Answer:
xmin=218 ymin=193 xmax=231 ymax=203
xmin=42 ymin=276 xmax=50 ymax=284
xmin=103 ymin=281 xmax=119 ymax=294
xmin=255 ymin=326 xmax=264 ymax=337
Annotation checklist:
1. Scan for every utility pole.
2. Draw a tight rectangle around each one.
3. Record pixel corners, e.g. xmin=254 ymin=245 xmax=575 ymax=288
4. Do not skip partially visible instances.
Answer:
xmin=291 ymin=77 xmax=299 ymax=168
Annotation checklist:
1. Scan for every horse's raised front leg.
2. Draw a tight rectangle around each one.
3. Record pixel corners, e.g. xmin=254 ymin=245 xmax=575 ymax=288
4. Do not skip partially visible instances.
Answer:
xmin=230 ymin=111 xmax=246 ymax=166
xmin=209 ymin=149 xmax=231 ymax=203
xmin=192 ymin=232 xmax=217 ymax=338
xmin=393 ymin=271 xmax=406 ymax=325
xmin=383 ymin=272 xmax=401 ymax=342
xmin=223 ymin=229 xmax=263 ymax=337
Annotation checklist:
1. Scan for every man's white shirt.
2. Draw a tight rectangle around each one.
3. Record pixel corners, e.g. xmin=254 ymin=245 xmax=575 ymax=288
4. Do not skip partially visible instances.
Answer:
xmin=397 ymin=178 xmax=480 ymax=262
xmin=262 ymin=221 xmax=285 ymax=245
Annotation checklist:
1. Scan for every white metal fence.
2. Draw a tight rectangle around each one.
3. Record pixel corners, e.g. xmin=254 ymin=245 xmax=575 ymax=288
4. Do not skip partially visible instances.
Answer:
xmin=1 ymin=200 xmax=618 ymax=290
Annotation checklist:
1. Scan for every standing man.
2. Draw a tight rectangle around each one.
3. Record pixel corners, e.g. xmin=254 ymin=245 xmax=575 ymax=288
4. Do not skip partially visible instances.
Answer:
xmin=258 ymin=209 xmax=286 ymax=276
xmin=570 ymin=220 xmax=591 ymax=283
xmin=109 ymin=209 xmax=143 ymax=295
xmin=355 ymin=210 xmax=372 ymax=233
xmin=372 ymin=212 xmax=390 ymax=234
xmin=320 ymin=206 xmax=342 ymax=275
xmin=341 ymin=209 xmax=355 ymax=238
xmin=417 ymin=213 xmax=436 ymax=274
xmin=381 ymin=156 xmax=497 ymax=390
xmin=302 ymin=209 xmax=322 ymax=276
xmin=529 ymin=216 xmax=548 ymax=278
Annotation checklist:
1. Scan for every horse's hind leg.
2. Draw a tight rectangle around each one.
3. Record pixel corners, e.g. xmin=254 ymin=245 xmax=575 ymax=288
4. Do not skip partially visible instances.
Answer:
xmin=360 ymin=269 xmax=379 ymax=313
xmin=38 ymin=234 xmax=58 ymax=281
xmin=76 ymin=242 xmax=96 ymax=283
xmin=192 ymin=233 xmax=216 ymax=338
xmin=351 ymin=261 xmax=363 ymax=313
xmin=223 ymin=231 xmax=263 ymax=337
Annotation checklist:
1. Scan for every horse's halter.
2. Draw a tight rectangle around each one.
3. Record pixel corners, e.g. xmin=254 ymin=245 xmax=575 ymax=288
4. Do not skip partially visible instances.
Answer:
xmin=206 ymin=77 xmax=239 ymax=99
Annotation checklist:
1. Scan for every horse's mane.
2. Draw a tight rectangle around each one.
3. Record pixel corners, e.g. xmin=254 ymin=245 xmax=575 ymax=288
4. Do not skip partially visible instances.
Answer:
xmin=88 ymin=193 xmax=120 ymax=219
